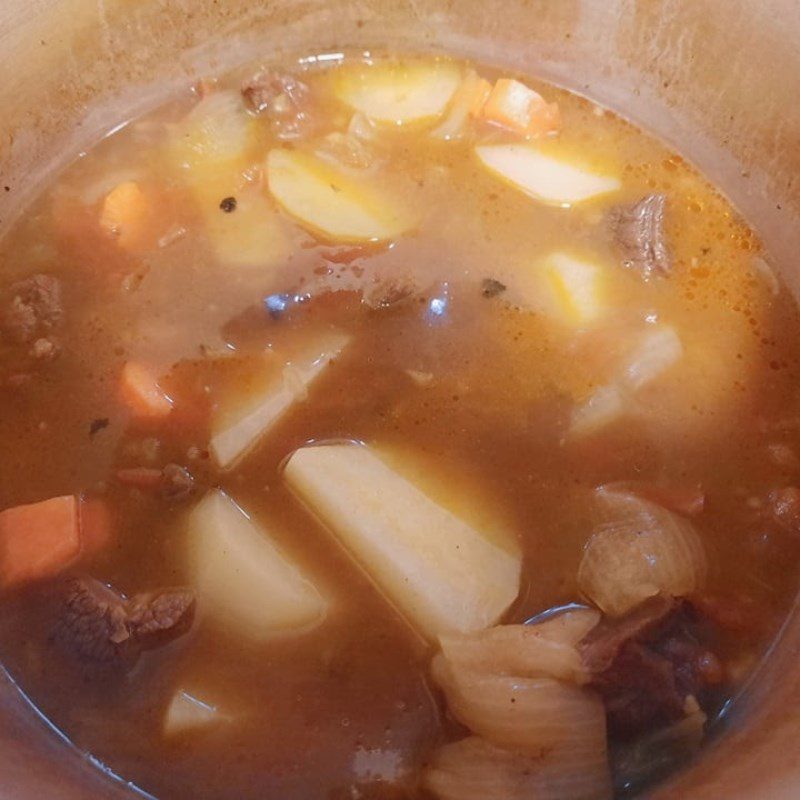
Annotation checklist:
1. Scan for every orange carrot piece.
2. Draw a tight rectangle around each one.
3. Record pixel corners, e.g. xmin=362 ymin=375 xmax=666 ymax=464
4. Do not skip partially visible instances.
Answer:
xmin=78 ymin=497 xmax=113 ymax=557
xmin=120 ymin=362 xmax=173 ymax=420
xmin=481 ymin=78 xmax=561 ymax=138
xmin=0 ymin=496 xmax=80 ymax=590
xmin=100 ymin=181 xmax=152 ymax=251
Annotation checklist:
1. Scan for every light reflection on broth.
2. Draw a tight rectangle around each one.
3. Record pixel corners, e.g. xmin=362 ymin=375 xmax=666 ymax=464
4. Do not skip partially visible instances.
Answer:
xmin=0 ymin=51 xmax=798 ymax=800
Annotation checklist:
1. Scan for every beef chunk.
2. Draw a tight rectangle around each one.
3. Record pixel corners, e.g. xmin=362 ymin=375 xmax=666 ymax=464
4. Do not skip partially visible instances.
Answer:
xmin=241 ymin=69 xmax=314 ymax=140
xmin=580 ymin=594 xmax=721 ymax=739
xmin=1 ymin=274 xmax=63 ymax=344
xmin=58 ymin=577 xmax=194 ymax=667
xmin=610 ymin=194 xmax=671 ymax=278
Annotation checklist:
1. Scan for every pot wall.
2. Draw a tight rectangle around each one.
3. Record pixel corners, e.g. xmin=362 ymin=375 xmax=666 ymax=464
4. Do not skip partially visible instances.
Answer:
xmin=0 ymin=1 xmax=798 ymax=797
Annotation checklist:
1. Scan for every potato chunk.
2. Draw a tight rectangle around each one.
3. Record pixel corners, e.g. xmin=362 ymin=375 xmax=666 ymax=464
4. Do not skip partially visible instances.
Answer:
xmin=284 ymin=443 xmax=521 ymax=640
xmin=267 ymin=149 xmax=413 ymax=243
xmin=186 ymin=490 xmax=328 ymax=639
xmin=334 ymin=60 xmax=461 ymax=125
xmin=475 ymin=144 xmax=620 ymax=206
xmin=210 ymin=331 xmax=350 ymax=470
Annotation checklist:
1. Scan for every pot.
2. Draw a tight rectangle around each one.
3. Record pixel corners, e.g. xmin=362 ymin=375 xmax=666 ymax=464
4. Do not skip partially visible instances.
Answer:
xmin=0 ymin=1 xmax=798 ymax=797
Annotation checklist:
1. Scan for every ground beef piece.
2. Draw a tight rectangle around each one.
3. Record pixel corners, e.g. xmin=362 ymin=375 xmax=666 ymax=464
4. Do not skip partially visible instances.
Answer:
xmin=241 ymin=69 xmax=314 ymax=140
xmin=57 ymin=577 xmax=194 ymax=667
xmin=580 ymin=594 xmax=721 ymax=739
xmin=610 ymin=194 xmax=671 ymax=278
xmin=1 ymin=274 xmax=63 ymax=344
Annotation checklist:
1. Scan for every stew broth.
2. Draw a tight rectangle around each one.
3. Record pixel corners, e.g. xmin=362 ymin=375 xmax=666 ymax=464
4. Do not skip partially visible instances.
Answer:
xmin=0 ymin=52 xmax=798 ymax=799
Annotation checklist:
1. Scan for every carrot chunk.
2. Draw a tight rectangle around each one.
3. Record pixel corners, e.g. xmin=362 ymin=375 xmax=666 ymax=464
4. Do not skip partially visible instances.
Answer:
xmin=120 ymin=362 xmax=173 ymax=419
xmin=0 ymin=496 xmax=80 ymax=589
xmin=481 ymin=78 xmax=561 ymax=138
xmin=99 ymin=181 xmax=152 ymax=251
xmin=78 ymin=497 xmax=113 ymax=557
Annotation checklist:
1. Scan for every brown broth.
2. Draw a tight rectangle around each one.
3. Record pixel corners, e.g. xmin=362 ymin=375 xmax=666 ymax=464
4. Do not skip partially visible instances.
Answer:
xmin=0 ymin=52 xmax=799 ymax=799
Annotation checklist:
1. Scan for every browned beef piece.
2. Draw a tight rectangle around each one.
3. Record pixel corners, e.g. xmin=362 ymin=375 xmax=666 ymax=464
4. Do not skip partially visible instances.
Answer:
xmin=580 ymin=594 xmax=721 ymax=739
xmin=1 ymin=274 xmax=63 ymax=344
xmin=241 ymin=69 xmax=314 ymax=140
xmin=58 ymin=577 xmax=194 ymax=667
xmin=610 ymin=194 xmax=671 ymax=278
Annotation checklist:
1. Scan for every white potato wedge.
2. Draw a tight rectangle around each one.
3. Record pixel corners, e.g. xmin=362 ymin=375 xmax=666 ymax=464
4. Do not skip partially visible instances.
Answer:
xmin=204 ymin=191 xmax=292 ymax=268
xmin=475 ymin=144 xmax=620 ymax=207
xmin=210 ymin=331 xmax=350 ymax=469
xmin=187 ymin=490 xmax=328 ymax=638
xmin=284 ymin=443 xmax=521 ymax=640
xmin=334 ymin=60 xmax=462 ymax=125
xmin=267 ymin=149 xmax=412 ymax=242
xmin=164 ymin=690 xmax=220 ymax=736
xmin=545 ymin=253 xmax=606 ymax=326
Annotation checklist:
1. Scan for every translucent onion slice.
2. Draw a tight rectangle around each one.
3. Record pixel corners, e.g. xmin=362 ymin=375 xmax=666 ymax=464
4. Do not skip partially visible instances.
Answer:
xmin=578 ymin=487 xmax=707 ymax=616
xmin=439 ymin=609 xmax=600 ymax=684
xmin=432 ymin=655 xmax=606 ymax=752
xmin=170 ymin=90 xmax=254 ymax=179
xmin=620 ymin=325 xmax=683 ymax=392
xmin=424 ymin=735 xmax=613 ymax=800
xmin=569 ymin=384 xmax=626 ymax=439
xmin=475 ymin=144 xmax=620 ymax=207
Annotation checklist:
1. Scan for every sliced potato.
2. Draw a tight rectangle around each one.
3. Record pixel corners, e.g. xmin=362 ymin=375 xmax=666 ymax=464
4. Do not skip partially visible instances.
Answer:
xmin=164 ymin=690 xmax=219 ymax=736
xmin=187 ymin=490 xmax=328 ymax=639
xmin=267 ymin=149 xmax=412 ymax=242
xmin=204 ymin=191 xmax=292 ymax=268
xmin=545 ymin=253 xmax=606 ymax=326
xmin=167 ymin=92 xmax=292 ymax=271
xmin=334 ymin=60 xmax=461 ymax=125
xmin=475 ymin=144 xmax=620 ymax=207
xmin=210 ymin=331 xmax=350 ymax=469
xmin=284 ymin=443 xmax=521 ymax=640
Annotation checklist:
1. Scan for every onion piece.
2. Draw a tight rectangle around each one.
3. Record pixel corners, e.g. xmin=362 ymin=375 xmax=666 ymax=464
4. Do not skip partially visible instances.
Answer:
xmin=430 ymin=70 xmax=492 ymax=140
xmin=424 ymin=735 xmax=613 ymax=800
xmin=569 ymin=384 xmax=626 ymax=439
xmin=620 ymin=325 xmax=683 ymax=392
xmin=578 ymin=488 xmax=707 ymax=616
xmin=439 ymin=609 xmax=600 ymax=684
xmin=432 ymin=655 xmax=606 ymax=752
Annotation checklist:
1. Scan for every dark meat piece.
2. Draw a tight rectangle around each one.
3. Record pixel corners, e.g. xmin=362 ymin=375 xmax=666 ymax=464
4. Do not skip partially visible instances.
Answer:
xmin=481 ymin=278 xmax=507 ymax=298
xmin=362 ymin=275 xmax=419 ymax=309
xmin=1 ymin=274 xmax=63 ymax=344
xmin=58 ymin=577 xmax=194 ymax=667
xmin=610 ymin=194 xmax=671 ymax=278
xmin=241 ymin=69 xmax=314 ymax=140
xmin=580 ymin=594 xmax=721 ymax=739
